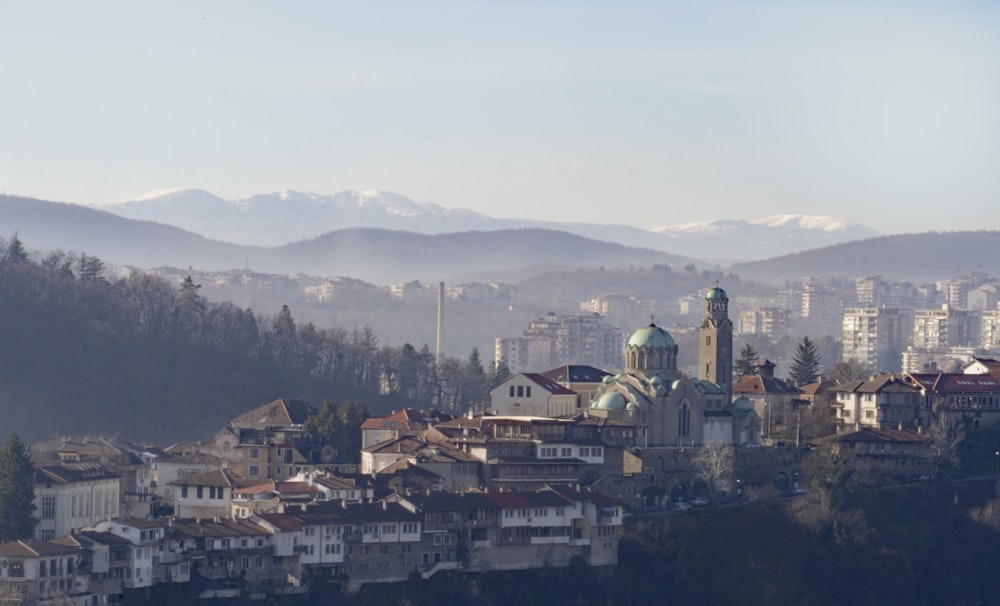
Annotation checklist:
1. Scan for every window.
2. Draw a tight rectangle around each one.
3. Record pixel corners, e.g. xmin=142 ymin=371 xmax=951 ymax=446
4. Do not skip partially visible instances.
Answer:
xmin=41 ymin=496 xmax=55 ymax=519
xmin=249 ymin=448 xmax=260 ymax=459
xmin=706 ymin=336 xmax=711 ymax=346
xmin=196 ymin=486 xmax=203 ymax=499
xmin=561 ymin=447 xmax=571 ymax=457
xmin=509 ymin=386 xmax=515 ymax=397
xmin=517 ymin=386 xmax=524 ymax=397
xmin=580 ymin=447 xmax=590 ymax=457
xmin=526 ymin=386 xmax=531 ymax=397
xmin=249 ymin=465 xmax=260 ymax=476
xmin=8 ymin=560 xmax=24 ymax=578
xmin=865 ymin=410 xmax=874 ymax=419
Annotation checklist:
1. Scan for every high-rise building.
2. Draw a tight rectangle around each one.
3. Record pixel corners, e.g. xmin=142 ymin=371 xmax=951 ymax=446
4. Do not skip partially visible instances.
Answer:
xmin=738 ymin=307 xmax=789 ymax=341
xmin=842 ymin=307 xmax=905 ymax=371
xmin=912 ymin=305 xmax=973 ymax=349
xmin=495 ymin=313 xmax=623 ymax=374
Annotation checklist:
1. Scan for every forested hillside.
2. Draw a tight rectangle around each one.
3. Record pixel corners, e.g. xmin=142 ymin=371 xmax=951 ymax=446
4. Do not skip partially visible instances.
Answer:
xmin=0 ymin=237 xmax=506 ymax=444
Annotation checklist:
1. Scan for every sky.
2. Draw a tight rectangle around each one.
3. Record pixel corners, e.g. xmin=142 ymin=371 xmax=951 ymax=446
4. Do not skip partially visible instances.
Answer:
xmin=1 ymin=1 xmax=998 ymax=234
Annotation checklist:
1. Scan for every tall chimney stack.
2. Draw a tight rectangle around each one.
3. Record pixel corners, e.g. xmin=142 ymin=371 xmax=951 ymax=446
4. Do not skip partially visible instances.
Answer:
xmin=436 ymin=281 xmax=445 ymax=366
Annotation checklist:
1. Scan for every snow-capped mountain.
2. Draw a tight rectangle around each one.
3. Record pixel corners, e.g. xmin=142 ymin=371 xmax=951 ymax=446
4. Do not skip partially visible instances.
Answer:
xmin=107 ymin=189 xmax=880 ymax=260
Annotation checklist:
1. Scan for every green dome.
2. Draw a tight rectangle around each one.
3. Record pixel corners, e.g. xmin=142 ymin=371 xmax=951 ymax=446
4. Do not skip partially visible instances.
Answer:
xmin=593 ymin=391 xmax=627 ymax=410
xmin=602 ymin=375 xmax=616 ymax=386
xmin=627 ymin=323 xmax=675 ymax=349
xmin=733 ymin=396 xmax=753 ymax=418
xmin=706 ymin=286 xmax=728 ymax=300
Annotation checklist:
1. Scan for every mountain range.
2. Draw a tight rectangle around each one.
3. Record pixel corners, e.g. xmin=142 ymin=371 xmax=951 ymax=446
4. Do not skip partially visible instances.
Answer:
xmin=2 ymin=193 xmax=994 ymax=288
xmin=106 ymin=188 xmax=880 ymax=260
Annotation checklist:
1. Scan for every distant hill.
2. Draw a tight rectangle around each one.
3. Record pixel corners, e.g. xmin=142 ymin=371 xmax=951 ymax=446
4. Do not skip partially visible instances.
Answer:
xmin=0 ymin=195 xmax=701 ymax=284
xmin=729 ymin=231 xmax=1000 ymax=285
xmin=104 ymin=188 xmax=879 ymax=259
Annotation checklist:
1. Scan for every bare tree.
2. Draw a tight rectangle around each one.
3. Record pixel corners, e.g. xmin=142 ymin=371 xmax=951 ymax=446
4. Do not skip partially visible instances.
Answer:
xmin=925 ymin=412 xmax=966 ymax=478
xmin=692 ymin=442 xmax=734 ymax=502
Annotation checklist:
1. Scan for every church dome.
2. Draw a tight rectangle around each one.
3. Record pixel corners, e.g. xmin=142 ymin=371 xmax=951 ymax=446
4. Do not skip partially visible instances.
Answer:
xmin=627 ymin=323 xmax=675 ymax=349
xmin=592 ymin=391 xmax=627 ymax=410
xmin=706 ymin=286 xmax=728 ymax=301
xmin=733 ymin=396 xmax=753 ymax=419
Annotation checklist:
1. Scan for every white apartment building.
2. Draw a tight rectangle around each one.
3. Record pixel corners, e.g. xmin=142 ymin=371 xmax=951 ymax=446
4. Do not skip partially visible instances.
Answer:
xmin=34 ymin=463 xmax=120 ymax=541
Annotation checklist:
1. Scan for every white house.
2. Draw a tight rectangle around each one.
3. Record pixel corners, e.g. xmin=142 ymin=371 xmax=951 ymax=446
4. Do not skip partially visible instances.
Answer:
xmin=490 ymin=373 xmax=580 ymax=417
xmin=34 ymin=462 xmax=120 ymax=541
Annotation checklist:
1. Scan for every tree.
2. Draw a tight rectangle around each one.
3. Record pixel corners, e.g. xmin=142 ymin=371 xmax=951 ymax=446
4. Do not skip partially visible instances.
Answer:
xmin=790 ymin=336 xmax=821 ymax=387
xmin=0 ymin=433 xmax=37 ymax=541
xmin=925 ymin=412 xmax=966 ymax=478
xmin=76 ymin=253 xmax=106 ymax=284
xmin=462 ymin=348 xmax=488 ymax=408
xmin=2 ymin=233 xmax=28 ymax=265
xmin=734 ymin=342 xmax=760 ymax=380
xmin=691 ymin=442 xmax=734 ymax=502
xmin=826 ymin=360 xmax=872 ymax=385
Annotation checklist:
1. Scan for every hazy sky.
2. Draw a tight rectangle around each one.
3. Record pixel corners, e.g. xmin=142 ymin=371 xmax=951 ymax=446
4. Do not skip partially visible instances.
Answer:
xmin=1 ymin=1 xmax=997 ymax=234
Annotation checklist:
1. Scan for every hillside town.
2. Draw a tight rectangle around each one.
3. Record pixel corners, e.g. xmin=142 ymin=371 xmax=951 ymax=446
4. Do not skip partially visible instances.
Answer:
xmin=2 ymin=283 xmax=997 ymax=604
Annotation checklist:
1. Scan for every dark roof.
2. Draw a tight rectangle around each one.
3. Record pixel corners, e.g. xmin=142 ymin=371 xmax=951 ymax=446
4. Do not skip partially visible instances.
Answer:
xmin=0 ymin=539 xmax=77 ymax=557
xmin=732 ymin=375 xmax=800 ymax=396
xmin=401 ymin=491 xmax=500 ymax=513
xmin=168 ymin=518 xmax=271 ymax=539
xmin=231 ymin=399 xmax=317 ymax=430
xmin=906 ymin=373 xmax=1000 ymax=393
xmin=540 ymin=365 xmax=612 ymax=384
xmin=170 ymin=468 xmax=246 ymax=488
xmin=361 ymin=409 xmax=453 ymax=431
xmin=825 ymin=427 xmax=930 ymax=444
xmin=520 ymin=373 xmax=578 ymax=396
xmin=34 ymin=462 xmax=119 ymax=485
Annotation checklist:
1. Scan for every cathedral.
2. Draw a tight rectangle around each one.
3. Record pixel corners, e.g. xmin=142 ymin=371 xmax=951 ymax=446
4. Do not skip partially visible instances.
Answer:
xmin=588 ymin=286 xmax=758 ymax=446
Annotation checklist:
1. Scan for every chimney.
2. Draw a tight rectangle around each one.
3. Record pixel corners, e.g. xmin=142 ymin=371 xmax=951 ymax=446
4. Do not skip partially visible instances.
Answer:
xmin=436 ymin=282 xmax=445 ymax=366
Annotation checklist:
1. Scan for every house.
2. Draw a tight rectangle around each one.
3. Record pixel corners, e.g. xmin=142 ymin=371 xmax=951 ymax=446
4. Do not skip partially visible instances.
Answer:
xmin=34 ymin=462 xmax=120 ymax=541
xmin=360 ymin=436 xmax=481 ymax=490
xmin=732 ymin=359 xmax=804 ymax=443
xmin=230 ymin=399 xmax=336 ymax=482
xmin=903 ymin=371 xmax=1000 ymax=427
xmin=821 ymin=427 xmax=932 ymax=480
xmin=31 ymin=436 xmax=157 ymax=520
xmin=171 ymin=469 xmax=251 ymax=519
xmin=540 ymin=365 xmax=612 ymax=409
xmin=490 ymin=373 xmax=580 ymax=417
xmin=433 ymin=413 xmax=635 ymax=490
xmin=0 ymin=539 xmax=82 ymax=605
xmin=360 ymin=409 xmax=453 ymax=449
xmin=833 ymin=374 xmax=922 ymax=431
xmin=90 ymin=518 xmax=167 ymax=590
xmin=165 ymin=517 xmax=285 ymax=598
xmin=230 ymin=480 xmax=324 ymax=519
xmin=54 ymin=530 xmax=131 ymax=599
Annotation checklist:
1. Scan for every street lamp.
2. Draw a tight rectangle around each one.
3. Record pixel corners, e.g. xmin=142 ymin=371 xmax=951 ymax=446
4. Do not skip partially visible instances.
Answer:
xmin=994 ymin=451 xmax=999 ymax=475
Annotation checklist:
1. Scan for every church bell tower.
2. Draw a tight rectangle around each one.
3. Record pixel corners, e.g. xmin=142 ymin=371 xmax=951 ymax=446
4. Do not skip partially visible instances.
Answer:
xmin=699 ymin=284 xmax=733 ymax=397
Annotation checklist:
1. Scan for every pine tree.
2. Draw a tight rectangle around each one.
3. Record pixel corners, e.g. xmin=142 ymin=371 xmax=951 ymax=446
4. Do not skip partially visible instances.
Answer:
xmin=2 ymin=233 xmax=28 ymax=264
xmin=734 ymin=343 xmax=760 ymax=380
xmin=790 ymin=336 xmax=821 ymax=386
xmin=0 ymin=433 xmax=37 ymax=541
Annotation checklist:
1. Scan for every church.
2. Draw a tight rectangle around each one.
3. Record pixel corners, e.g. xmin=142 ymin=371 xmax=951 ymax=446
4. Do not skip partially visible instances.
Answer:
xmin=587 ymin=286 xmax=759 ymax=446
